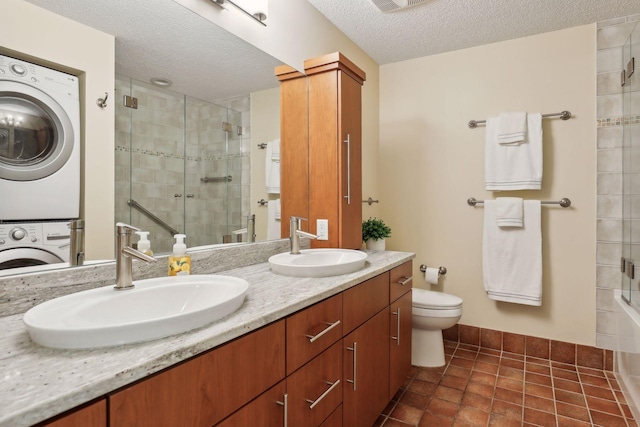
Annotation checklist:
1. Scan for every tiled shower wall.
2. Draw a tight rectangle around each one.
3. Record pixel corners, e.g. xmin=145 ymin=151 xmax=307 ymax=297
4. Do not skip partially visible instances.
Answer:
xmin=596 ymin=15 xmax=640 ymax=350
xmin=115 ymin=76 xmax=250 ymax=254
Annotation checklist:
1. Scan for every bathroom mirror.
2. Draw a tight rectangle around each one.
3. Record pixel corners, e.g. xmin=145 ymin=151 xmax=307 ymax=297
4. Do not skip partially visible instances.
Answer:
xmin=2 ymin=0 xmax=293 ymax=274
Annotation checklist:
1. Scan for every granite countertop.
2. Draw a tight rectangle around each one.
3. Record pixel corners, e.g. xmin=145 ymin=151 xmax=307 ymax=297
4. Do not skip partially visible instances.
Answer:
xmin=0 ymin=250 xmax=414 ymax=427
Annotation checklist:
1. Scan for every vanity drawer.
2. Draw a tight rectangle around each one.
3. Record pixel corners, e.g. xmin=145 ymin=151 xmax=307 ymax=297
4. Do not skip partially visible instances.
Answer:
xmin=109 ymin=320 xmax=285 ymax=427
xmin=342 ymin=272 xmax=389 ymax=335
xmin=286 ymin=293 xmax=343 ymax=374
xmin=389 ymin=261 xmax=413 ymax=303
xmin=287 ymin=341 xmax=343 ymax=427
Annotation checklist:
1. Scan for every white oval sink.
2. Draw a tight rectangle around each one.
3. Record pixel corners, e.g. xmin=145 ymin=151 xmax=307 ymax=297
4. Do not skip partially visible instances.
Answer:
xmin=268 ymin=249 xmax=368 ymax=277
xmin=23 ymin=275 xmax=249 ymax=349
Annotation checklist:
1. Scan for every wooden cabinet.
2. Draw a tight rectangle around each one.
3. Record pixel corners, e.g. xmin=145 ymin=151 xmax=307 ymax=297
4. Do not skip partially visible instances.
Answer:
xmin=39 ymin=399 xmax=106 ymax=427
xmin=277 ymin=52 xmax=365 ymax=248
xmin=306 ymin=53 xmax=365 ymax=249
xmin=389 ymin=261 xmax=414 ymax=400
xmin=215 ymin=381 xmax=286 ymax=427
xmin=109 ymin=320 xmax=285 ymax=427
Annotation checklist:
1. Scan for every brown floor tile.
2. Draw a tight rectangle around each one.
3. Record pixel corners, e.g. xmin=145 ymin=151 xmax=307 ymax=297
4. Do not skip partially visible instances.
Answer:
xmin=461 ymin=392 xmax=492 ymax=411
xmin=450 ymin=357 xmax=475 ymax=369
xmin=440 ymin=374 xmax=469 ymax=391
xmin=578 ymin=366 xmax=606 ymax=378
xmin=494 ymin=387 xmax=524 ymax=405
xmin=556 ymin=401 xmax=591 ymax=422
xmin=503 ymin=332 xmax=525 ymax=354
xmin=580 ymin=373 xmax=610 ymax=388
xmin=407 ymin=379 xmax=438 ymax=395
xmin=426 ymin=397 xmax=459 ymax=419
xmin=474 ymin=361 xmax=499 ymax=375
xmin=499 ymin=366 xmax=525 ymax=382
xmin=554 ymin=377 xmax=584 ymax=394
xmin=475 ymin=353 xmax=500 ymax=365
xmin=605 ymin=350 xmax=614 ymax=372
xmin=469 ymin=370 xmax=497 ymax=386
xmin=526 ymin=361 xmax=551 ymax=376
xmin=585 ymin=395 xmax=624 ymax=416
xmin=525 ymin=383 xmax=554 ymax=400
xmin=416 ymin=368 xmax=444 ymax=383
xmin=488 ymin=413 xmax=522 ymax=427
xmin=523 ymin=406 xmax=557 ymax=425
xmin=399 ymin=390 xmax=430 ymax=410
xmin=455 ymin=406 xmax=489 ymax=426
xmin=555 ymin=389 xmax=587 ymax=407
xmin=557 ymin=415 xmax=593 ymax=426
xmin=466 ymin=381 xmax=495 ymax=399
xmin=620 ymin=403 xmax=633 ymax=419
xmin=479 ymin=348 xmax=501 ymax=357
xmin=434 ymin=385 xmax=464 ymax=404
xmin=389 ymin=403 xmax=424 ymax=425
xmin=442 ymin=325 xmax=459 ymax=342
xmin=418 ymin=411 xmax=454 ymax=427
xmin=382 ymin=399 xmax=397 ymax=416
xmin=589 ymin=409 xmax=629 ymax=427
xmin=454 ymin=349 xmax=479 ymax=360
xmin=526 ymin=356 xmax=551 ymax=366
xmin=381 ymin=418 xmax=414 ymax=427
xmin=459 ymin=325 xmax=480 ymax=346
xmin=491 ymin=399 xmax=523 ymax=420
xmin=372 ymin=415 xmax=386 ymax=427
xmin=524 ymin=394 xmax=556 ymax=414
xmin=480 ymin=328 xmax=502 ymax=350
xmin=501 ymin=358 xmax=525 ymax=370
xmin=496 ymin=376 xmax=524 ymax=393
xmin=582 ymin=383 xmax=616 ymax=401
xmin=551 ymin=340 xmax=577 ymax=365
xmin=526 ymin=336 xmax=550 ymax=359
xmin=576 ymin=345 xmax=604 ymax=370
xmin=446 ymin=365 xmax=472 ymax=379
xmin=609 ymin=376 xmax=622 ymax=392
xmin=554 ymin=367 xmax=580 ymax=382
xmin=553 ymin=361 xmax=578 ymax=371
xmin=526 ymin=372 xmax=553 ymax=387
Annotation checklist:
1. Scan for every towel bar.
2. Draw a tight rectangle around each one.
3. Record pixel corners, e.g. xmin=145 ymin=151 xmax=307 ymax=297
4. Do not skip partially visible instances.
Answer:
xmin=467 ymin=197 xmax=571 ymax=208
xmin=468 ymin=110 xmax=571 ymax=128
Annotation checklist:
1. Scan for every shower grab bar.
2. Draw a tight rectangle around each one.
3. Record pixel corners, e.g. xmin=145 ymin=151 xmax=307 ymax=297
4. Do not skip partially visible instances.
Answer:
xmin=467 ymin=197 xmax=571 ymax=208
xmin=127 ymin=199 xmax=180 ymax=236
xmin=468 ymin=110 xmax=571 ymax=128
xmin=200 ymin=175 xmax=232 ymax=183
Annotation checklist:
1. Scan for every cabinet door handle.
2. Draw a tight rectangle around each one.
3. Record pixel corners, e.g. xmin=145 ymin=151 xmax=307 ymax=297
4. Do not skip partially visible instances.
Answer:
xmin=346 ymin=342 xmax=357 ymax=391
xmin=343 ymin=134 xmax=351 ymax=205
xmin=306 ymin=320 xmax=341 ymax=343
xmin=276 ymin=393 xmax=288 ymax=427
xmin=306 ymin=379 xmax=340 ymax=409
xmin=392 ymin=308 xmax=400 ymax=346
xmin=397 ymin=276 xmax=413 ymax=286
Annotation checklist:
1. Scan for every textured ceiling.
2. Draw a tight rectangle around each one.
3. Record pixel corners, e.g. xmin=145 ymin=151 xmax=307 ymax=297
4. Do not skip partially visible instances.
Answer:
xmin=24 ymin=0 xmax=283 ymax=104
xmin=20 ymin=0 xmax=640 ymax=104
xmin=307 ymin=0 xmax=640 ymax=64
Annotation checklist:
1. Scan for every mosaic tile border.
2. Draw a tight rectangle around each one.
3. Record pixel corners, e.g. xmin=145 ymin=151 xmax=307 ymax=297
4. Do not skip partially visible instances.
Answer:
xmin=597 ymin=115 xmax=640 ymax=128
xmin=115 ymin=145 xmax=248 ymax=162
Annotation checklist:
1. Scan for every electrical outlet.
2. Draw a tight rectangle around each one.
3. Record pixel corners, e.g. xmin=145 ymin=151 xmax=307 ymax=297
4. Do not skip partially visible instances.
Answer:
xmin=317 ymin=219 xmax=329 ymax=240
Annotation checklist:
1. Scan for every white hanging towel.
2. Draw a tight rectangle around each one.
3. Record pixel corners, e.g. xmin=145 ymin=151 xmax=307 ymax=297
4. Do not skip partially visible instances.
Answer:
xmin=485 ymin=113 xmax=542 ymax=191
xmin=482 ymin=200 xmax=542 ymax=306
xmin=497 ymin=112 xmax=527 ymax=144
xmin=265 ymin=139 xmax=280 ymax=194
xmin=267 ymin=199 xmax=281 ymax=240
xmin=495 ymin=197 xmax=524 ymax=228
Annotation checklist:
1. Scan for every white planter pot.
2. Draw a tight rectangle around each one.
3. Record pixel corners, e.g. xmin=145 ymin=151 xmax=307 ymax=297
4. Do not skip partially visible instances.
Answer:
xmin=365 ymin=238 xmax=385 ymax=251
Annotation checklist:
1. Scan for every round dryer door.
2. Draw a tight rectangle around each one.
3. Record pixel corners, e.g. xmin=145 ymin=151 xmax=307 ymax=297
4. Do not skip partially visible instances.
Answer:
xmin=0 ymin=247 xmax=64 ymax=270
xmin=0 ymin=82 xmax=74 ymax=181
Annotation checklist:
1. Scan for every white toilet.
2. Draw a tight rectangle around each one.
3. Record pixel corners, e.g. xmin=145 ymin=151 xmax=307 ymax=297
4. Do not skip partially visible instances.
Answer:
xmin=412 ymin=288 xmax=463 ymax=367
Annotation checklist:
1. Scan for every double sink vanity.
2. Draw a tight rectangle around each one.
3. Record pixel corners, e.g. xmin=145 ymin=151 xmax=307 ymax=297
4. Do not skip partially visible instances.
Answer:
xmin=0 ymin=238 xmax=414 ymax=427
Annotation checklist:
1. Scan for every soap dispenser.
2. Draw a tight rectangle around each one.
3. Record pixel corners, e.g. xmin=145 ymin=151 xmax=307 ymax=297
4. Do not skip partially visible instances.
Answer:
xmin=168 ymin=234 xmax=191 ymax=276
xmin=135 ymin=231 xmax=153 ymax=256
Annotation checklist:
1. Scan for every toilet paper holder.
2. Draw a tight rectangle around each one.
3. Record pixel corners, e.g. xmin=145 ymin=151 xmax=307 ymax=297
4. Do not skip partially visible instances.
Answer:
xmin=419 ymin=264 xmax=447 ymax=276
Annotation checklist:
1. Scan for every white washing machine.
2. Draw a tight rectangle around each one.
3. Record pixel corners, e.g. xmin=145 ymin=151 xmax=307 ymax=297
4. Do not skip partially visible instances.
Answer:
xmin=0 ymin=221 xmax=70 ymax=270
xmin=0 ymin=54 xmax=80 ymax=221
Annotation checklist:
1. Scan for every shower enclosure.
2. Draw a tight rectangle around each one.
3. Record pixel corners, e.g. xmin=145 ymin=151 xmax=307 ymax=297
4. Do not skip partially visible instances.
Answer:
xmin=622 ymin=22 xmax=640 ymax=310
xmin=115 ymin=76 xmax=249 ymax=254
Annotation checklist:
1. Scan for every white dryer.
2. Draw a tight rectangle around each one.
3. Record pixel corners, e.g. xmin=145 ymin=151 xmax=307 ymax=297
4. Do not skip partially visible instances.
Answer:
xmin=0 ymin=54 xmax=80 ymax=221
xmin=0 ymin=221 xmax=70 ymax=270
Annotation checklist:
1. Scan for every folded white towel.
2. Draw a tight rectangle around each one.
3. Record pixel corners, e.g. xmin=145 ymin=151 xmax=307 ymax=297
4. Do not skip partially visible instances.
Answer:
xmin=497 ymin=112 xmax=527 ymax=144
xmin=485 ymin=113 xmax=543 ymax=191
xmin=265 ymin=140 xmax=280 ymax=194
xmin=482 ymin=200 xmax=542 ymax=306
xmin=496 ymin=197 xmax=524 ymax=227
xmin=267 ymin=199 xmax=281 ymax=240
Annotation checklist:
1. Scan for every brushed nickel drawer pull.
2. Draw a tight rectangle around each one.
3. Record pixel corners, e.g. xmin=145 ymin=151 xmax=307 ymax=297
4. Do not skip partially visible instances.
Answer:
xmin=346 ymin=342 xmax=357 ymax=391
xmin=392 ymin=308 xmax=400 ymax=346
xmin=306 ymin=320 xmax=341 ymax=343
xmin=276 ymin=393 xmax=288 ymax=427
xmin=306 ymin=380 xmax=340 ymax=409
xmin=397 ymin=276 xmax=413 ymax=286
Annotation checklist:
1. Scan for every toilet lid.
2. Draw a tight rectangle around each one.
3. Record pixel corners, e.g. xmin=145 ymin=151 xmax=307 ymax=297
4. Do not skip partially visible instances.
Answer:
xmin=413 ymin=288 xmax=463 ymax=309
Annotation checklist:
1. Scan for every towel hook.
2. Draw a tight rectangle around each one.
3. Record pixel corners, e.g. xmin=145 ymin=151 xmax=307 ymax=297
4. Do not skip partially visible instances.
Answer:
xmin=96 ymin=92 xmax=108 ymax=108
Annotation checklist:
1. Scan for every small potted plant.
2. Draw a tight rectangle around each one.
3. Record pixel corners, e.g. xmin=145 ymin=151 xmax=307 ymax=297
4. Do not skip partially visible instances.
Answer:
xmin=362 ymin=217 xmax=391 ymax=251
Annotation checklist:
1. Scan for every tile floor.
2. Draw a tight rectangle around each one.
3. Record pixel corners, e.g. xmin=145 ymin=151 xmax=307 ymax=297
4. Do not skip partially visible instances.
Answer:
xmin=374 ymin=340 xmax=637 ymax=427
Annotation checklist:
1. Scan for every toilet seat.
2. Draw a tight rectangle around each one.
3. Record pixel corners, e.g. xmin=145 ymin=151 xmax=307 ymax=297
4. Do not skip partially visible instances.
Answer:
xmin=412 ymin=288 xmax=462 ymax=310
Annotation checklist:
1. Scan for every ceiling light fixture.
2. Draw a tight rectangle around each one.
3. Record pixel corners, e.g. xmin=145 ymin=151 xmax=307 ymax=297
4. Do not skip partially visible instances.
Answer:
xmin=150 ymin=77 xmax=172 ymax=87
xmin=209 ymin=0 xmax=267 ymax=26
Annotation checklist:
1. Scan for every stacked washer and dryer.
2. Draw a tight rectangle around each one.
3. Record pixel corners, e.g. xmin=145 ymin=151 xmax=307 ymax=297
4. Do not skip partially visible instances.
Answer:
xmin=0 ymin=54 xmax=80 ymax=269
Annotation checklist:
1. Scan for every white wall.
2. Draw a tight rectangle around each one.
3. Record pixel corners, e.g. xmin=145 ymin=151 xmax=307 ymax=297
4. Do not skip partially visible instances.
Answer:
xmin=3 ymin=0 xmax=115 ymax=259
xmin=380 ymin=25 xmax=597 ymax=345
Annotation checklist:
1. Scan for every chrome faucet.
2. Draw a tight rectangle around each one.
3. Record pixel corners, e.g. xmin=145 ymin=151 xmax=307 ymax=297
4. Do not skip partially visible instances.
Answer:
xmin=68 ymin=219 xmax=85 ymax=266
xmin=115 ymin=222 xmax=157 ymax=290
xmin=290 ymin=216 xmax=318 ymax=255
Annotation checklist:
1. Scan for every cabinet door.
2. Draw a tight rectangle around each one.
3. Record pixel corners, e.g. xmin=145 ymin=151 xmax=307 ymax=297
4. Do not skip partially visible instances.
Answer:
xmin=287 ymin=294 xmax=343 ymax=375
xmin=215 ymin=380 xmax=286 ymax=427
xmin=287 ymin=341 xmax=343 ymax=427
xmin=342 ymin=272 xmax=389 ymax=335
xmin=390 ymin=261 xmax=413 ymax=303
xmin=40 ymin=399 xmax=106 ymax=427
xmin=343 ymin=309 xmax=390 ymax=427
xmin=389 ymin=290 xmax=413 ymax=399
xmin=320 ymin=405 xmax=343 ymax=427
xmin=109 ymin=321 xmax=285 ymax=427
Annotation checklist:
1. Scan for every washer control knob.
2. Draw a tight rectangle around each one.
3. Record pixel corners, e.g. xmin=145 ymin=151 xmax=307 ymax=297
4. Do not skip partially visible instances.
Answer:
xmin=10 ymin=63 xmax=27 ymax=76
xmin=0 ymin=239 xmax=5 ymax=245
xmin=10 ymin=228 xmax=27 ymax=241
xmin=31 ymin=237 xmax=38 ymax=243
